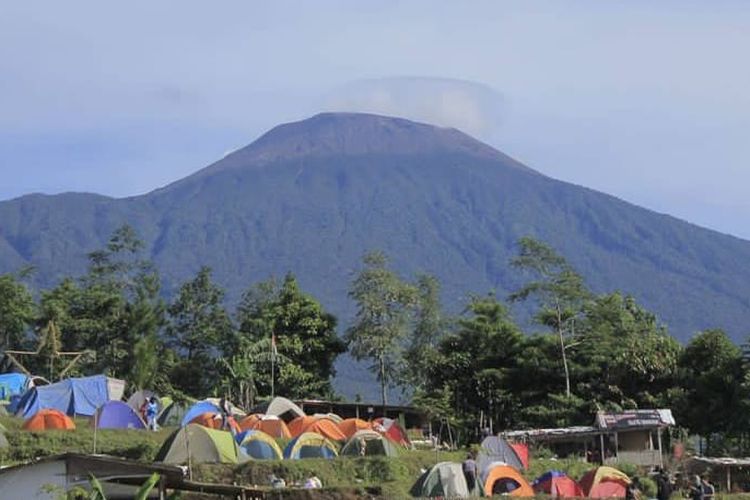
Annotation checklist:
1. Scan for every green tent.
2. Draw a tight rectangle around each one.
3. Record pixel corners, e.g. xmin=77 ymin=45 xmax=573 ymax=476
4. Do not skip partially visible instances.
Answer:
xmin=157 ymin=401 xmax=188 ymax=427
xmin=155 ymin=424 xmax=239 ymax=465
xmin=411 ymin=462 xmax=473 ymax=498
xmin=341 ymin=430 xmax=398 ymax=457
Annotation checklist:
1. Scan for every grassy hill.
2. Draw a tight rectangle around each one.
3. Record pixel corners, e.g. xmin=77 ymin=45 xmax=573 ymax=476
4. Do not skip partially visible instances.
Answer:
xmin=2 ymin=112 xmax=750 ymax=398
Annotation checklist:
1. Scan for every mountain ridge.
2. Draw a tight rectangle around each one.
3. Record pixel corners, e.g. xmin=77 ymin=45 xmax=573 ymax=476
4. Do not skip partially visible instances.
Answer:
xmin=2 ymin=112 xmax=750 ymax=397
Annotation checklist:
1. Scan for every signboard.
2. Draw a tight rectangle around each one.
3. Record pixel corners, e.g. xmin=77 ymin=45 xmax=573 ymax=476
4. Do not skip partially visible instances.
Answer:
xmin=596 ymin=409 xmax=675 ymax=430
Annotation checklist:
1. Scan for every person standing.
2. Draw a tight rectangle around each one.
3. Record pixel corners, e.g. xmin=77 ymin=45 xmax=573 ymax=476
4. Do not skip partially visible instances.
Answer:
xmin=689 ymin=475 xmax=704 ymax=500
xmin=463 ymin=453 xmax=478 ymax=492
xmin=701 ymin=475 xmax=715 ymax=500
xmin=146 ymin=396 xmax=159 ymax=431
xmin=655 ymin=467 xmax=673 ymax=500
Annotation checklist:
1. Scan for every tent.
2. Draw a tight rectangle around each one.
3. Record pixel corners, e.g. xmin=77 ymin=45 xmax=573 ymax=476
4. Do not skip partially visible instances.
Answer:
xmin=252 ymin=396 xmax=305 ymax=423
xmin=510 ymin=442 xmax=530 ymax=469
xmin=204 ymin=398 xmax=246 ymax=417
xmin=482 ymin=462 xmax=534 ymax=497
xmin=288 ymin=415 xmax=346 ymax=441
xmin=158 ymin=401 xmax=188 ymax=427
xmin=0 ymin=373 xmax=29 ymax=401
xmin=239 ymin=414 xmax=291 ymax=439
xmin=237 ymin=430 xmax=283 ymax=460
xmin=14 ymin=375 xmax=123 ymax=418
xmin=411 ymin=462 xmax=474 ymax=498
xmin=579 ymin=466 xmax=631 ymax=498
xmin=339 ymin=418 xmax=372 ymax=438
xmin=190 ymin=411 xmax=241 ymax=434
xmin=155 ymin=424 xmax=239 ymax=465
xmin=180 ymin=401 xmax=221 ymax=427
xmin=533 ymin=471 xmax=585 ymax=497
xmin=93 ymin=401 xmax=146 ymax=430
xmin=373 ymin=417 xmax=411 ymax=447
xmin=23 ymin=408 xmax=76 ymax=431
xmin=313 ymin=412 xmax=343 ymax=424
xmin=478 ymin=436 xmax=525 ymax=472
xmin=283 ymin=432 xmax=339 ymax=459
xmin=126 ymin=390 xmax=160 ymax=416
xmin=340 ymin=430 xmax=399 ymax=457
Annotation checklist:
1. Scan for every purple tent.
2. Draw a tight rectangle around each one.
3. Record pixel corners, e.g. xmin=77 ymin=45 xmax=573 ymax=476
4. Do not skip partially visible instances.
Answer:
xmin=94 ymin=400 xmax=146 ymax=429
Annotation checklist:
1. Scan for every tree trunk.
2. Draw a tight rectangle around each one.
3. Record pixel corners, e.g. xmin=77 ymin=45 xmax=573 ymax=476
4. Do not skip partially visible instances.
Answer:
xmin=556 ymin=303 xmax=571 ymax=398
xmin=379 ymin=355 xmax=387 ymax=416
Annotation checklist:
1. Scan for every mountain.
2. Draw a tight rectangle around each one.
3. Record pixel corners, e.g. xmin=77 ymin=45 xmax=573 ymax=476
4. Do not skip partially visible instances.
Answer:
xmin=2 ymin=112 xmax=750 ymax=397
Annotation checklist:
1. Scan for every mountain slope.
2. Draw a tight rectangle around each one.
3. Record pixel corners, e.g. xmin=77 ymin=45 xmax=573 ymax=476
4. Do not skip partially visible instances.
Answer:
xmin=2 ymin=112 xmax=750 ymax=396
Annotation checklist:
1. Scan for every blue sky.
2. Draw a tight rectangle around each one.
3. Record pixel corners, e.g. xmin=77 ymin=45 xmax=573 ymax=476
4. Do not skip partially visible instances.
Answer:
xmin=1 ymin=1 xmax=749 ymax=238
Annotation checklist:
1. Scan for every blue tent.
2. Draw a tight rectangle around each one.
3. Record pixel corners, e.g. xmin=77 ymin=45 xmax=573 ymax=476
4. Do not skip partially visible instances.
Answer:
xmin=15 ymin=375 xmax=112 ymax=418
xmin=0 ymin=373 xmax=28 ymax=401
xmin=181 ymin=401 xmax=221 ymax=427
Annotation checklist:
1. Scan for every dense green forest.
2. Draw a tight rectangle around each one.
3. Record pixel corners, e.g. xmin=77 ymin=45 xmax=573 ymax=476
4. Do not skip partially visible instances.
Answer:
xmin=1 ymin=225 xmax=748 ymax=455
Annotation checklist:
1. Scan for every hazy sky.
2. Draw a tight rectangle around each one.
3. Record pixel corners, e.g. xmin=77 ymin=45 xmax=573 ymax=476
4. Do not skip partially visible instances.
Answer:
xmin=1 ymin=1 xmax=749 ymax=238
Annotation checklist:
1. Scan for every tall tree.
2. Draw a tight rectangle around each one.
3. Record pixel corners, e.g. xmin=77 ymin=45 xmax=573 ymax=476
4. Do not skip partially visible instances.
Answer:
xmin=167 ymin=266 xmax=234 ymax=397
xmin=236 ymin=273 xmax=346 ymax=399
xmin=346 ymin=251 xmax=416 ymax=411
xmin=510 ymin=237 xmax=590 ymax=397
xmin=403 ymin=274 xmax=448 ymax=390
xmin=0 ymin=271 xmax=36 ymax=350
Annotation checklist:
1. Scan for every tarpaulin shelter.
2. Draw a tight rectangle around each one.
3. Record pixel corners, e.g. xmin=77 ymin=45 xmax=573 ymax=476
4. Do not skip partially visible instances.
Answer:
xmin=339 ymin=418 xmax=372 ymax=438
xmin=533 ymin=471 xmax=585 ymax=497
xmin=478 ymin=436 xmax=525 ymax=472
xmin=283 ymin=432 xmax=339 ymax=459
xmin=482 ymin=462 xmax=534 ymax=497
xmin=237 ymin=431 xmax=283 ymax=460
xmin=579 ymin=466 xmax=630 ymax=498
xmin=155 ymin=424 xmax=239 ymax=465
xmin=14 ymin=375 xmax=124 ymax=418
xmin=93 ymin=401 xmax=146 ymax=430
xmin=341 ymin=430 xmax=399 ymax=457
xmin=180 ymin=401 xmax=221 ymax=427
xmin=190 ymin=411 xmax=241 ymax=434
xmin=252 ymin=396 xmax=305 ymax=423
xmin=23 ymin=408 xmax=76 ymax=431
xmin=288 ymin=415 xmax=346 ymax=441
xmin=373 ymin=417 xmax=411 ymax=447
xmin=0 ymin=373 xmax=29 ymax=401
xmin=239 ymin=414 xmax=291 ymax=439
xmin=411 ymin=462 xmax=474 ymax=498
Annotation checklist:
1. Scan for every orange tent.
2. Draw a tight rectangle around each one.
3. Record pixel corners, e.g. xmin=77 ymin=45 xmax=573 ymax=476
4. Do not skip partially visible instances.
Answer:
xmin=288 ymin=415 xmax=346 ymax=441
xmin=190 ymin=412 xmax=241 ymax=434
xmin=256 ymin=417 xmax=292 ymax=438
xmin=238 ymin=413 xmax=263 ymax=431
xmin=339 ymin=418 xmax=372 ymax=438
xmin=23 ymin=409 xmax=76 ymax=431
xmin=483 ymin=463 xmax=534 ymax=497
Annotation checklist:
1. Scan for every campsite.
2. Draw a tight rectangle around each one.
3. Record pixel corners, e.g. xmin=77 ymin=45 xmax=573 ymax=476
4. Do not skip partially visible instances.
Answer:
xmin=0 ymin=374 xmax=658 ymax=499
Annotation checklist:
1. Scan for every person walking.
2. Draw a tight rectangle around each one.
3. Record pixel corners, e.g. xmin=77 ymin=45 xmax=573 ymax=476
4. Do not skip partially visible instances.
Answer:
xmin=146 ymin=396 xmax=159 ymax=431
xmin=462 ymin=453 xmax=478 ymax=492
xmin=701 ymin=475 xmax=715 ymax=500
xmin=689 ymin=475 xmax=704 ymax=500
xmin=655 ymin=467 xmax=673 ymax=500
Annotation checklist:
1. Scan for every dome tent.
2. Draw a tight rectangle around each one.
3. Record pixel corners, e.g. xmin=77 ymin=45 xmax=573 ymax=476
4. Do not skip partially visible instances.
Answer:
xmin=155 ymin=424 xmax=239 ymax=465
xmin=288 ymin=415 xmax=346 ymax=441
xmin=339 ymin=418 xmax=372 ymax=438
xmin=239 ymin=414 xmax=291 ymax=438
xmin=579 ymin=466 xmax=631 ymax=498
xmin=411 ymin=462 xmax=476 ymax=498
xmin=341 ymin=429 xmax=399 ymax=457
xmin=477 ymin=435 xmax=525 ymax=472
xmin=93 ymin=401 xmax=146 ymax=430
xmin=283 ymin=432 xmax=339 ymax=459
xmin=237 ymin=430 xmax=283 ymax=460
xmin=482 ymin=462 xmax=534 ymax=497
xmin=23 ymin=408 xmax=76 ymax=431
xmin=532 ymin=470 xmax=584 ymax=497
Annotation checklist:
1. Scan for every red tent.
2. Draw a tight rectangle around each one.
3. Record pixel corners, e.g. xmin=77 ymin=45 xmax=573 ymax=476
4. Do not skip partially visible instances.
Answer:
xmin=579 ymin=466 xmax=631 ymax=498
xmin=510 ymin=442 xmax=530 ymax=469
xmin=372 ymin=417 xmax=411 ymax=447
xmin=533 ymin=471 xmax=584 ymax=498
